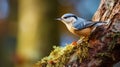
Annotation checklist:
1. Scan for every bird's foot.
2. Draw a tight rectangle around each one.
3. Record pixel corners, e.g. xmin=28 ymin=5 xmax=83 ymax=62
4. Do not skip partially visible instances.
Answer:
xmin=71 ymin=41 xmax=77 ymax=46
xmin=77 ymin=37 xmax=88 ymax=44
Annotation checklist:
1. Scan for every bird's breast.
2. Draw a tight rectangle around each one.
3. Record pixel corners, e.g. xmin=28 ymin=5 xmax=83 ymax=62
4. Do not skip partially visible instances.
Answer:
xmin=67 ymin=25 xmax=92 ymax=37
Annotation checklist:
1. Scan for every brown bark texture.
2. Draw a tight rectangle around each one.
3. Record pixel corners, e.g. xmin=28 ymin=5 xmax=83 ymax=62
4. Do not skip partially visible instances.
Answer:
xmin=86 ymin=0 xmax=120 ymax=66
xmin=35 ymin=0 xmax=120 ymax=67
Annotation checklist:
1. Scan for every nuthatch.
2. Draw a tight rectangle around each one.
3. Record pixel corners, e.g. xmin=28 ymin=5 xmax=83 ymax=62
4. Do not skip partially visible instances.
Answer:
xmin=57 ymin=13 xmax=105 ymax=40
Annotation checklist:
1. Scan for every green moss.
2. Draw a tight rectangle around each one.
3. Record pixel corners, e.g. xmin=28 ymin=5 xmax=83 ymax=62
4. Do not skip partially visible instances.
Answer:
xmin=35 ymin=41 xmax=89 ymax=67
xmin=95 ymin=32 xmax=120 ymax=61
xmin=96 ymin=53 xmax=111 ymax=57
xmin=108 ymin=32 xmax=120 ymax=51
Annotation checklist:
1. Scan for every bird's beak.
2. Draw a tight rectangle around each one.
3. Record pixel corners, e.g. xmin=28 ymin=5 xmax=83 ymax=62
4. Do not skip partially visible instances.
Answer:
xmin=56 ymin=18 xmax=62 ymax=21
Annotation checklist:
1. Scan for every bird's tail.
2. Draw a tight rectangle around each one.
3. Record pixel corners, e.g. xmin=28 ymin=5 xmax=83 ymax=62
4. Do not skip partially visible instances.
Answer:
xmin=92 ymin=21 xmax=106 ymax=27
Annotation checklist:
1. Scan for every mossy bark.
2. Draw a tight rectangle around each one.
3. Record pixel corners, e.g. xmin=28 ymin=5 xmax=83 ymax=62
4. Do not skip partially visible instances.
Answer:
xmin=35 ymin=0 xmax=120 ymax=67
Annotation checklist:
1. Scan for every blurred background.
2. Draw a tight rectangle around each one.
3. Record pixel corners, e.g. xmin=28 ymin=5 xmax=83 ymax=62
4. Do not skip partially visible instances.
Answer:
xmin=0 ymin=0 xmax=119 ymax=67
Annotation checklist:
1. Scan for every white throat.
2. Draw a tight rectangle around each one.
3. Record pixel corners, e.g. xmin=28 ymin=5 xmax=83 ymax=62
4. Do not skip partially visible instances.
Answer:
xmin=65 ymin=23 xmax=73 ymax=31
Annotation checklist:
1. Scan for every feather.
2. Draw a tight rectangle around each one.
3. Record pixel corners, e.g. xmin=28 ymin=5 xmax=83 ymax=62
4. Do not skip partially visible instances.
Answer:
xmin=73 ymin=19 xmax=105 ymax=30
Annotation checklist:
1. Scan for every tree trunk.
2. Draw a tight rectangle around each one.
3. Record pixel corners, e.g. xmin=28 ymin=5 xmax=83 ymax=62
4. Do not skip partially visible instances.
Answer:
xmin=35 ymin=0 xmax=120 ymax=67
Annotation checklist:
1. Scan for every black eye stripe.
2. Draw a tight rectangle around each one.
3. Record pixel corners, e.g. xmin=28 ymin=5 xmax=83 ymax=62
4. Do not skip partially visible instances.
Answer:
xmin=63 ymin=15 xmax=78 ymax=19
xmin=73 ymin=16 xmax=78 ymax=19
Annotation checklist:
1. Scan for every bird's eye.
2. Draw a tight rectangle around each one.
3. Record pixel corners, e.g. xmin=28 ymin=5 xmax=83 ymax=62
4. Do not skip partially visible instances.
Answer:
xmin=63 ymin=17 xmax=68 ymax=19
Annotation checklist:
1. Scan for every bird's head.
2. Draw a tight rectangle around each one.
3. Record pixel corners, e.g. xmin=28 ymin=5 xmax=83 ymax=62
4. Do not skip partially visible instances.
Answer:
xmin=56 ymin=13 xmax=78 ymax=24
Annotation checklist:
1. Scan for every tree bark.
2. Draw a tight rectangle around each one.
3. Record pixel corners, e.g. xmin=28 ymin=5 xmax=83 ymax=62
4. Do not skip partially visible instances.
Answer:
xmin=35 ymin=0 xmax=120 ymax=67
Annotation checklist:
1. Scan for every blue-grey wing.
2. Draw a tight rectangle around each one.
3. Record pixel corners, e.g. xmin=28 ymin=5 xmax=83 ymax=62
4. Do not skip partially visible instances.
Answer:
xmin=73 ymin=21 xmax=84 ymax=30
xmin=73 ymin=21 xmax=93 ymax=30
xmin=73 ymin=21 xmax=105 ymax=30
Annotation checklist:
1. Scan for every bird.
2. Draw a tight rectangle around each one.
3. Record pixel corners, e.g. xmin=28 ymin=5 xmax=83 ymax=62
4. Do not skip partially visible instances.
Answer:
xmin=56 ymin=13 xmax=106 ymax=41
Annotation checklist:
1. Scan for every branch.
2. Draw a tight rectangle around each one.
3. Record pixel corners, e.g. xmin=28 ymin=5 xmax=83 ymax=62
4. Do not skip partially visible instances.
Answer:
xmin=34 ymin=0 xmax=120 ymax=67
